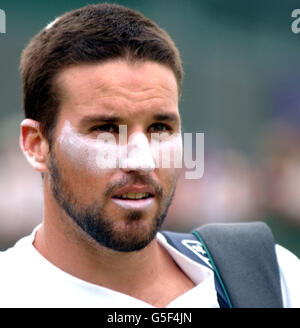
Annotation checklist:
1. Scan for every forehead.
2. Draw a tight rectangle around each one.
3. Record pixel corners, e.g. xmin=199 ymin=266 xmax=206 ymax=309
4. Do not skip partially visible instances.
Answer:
xmin=54 ymin=59 xmax=179 ymax=121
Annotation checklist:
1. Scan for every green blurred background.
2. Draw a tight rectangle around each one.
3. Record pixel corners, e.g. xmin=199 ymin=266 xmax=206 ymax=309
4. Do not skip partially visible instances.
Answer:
xmin=0 ymin=0 xmax=300 ymax=256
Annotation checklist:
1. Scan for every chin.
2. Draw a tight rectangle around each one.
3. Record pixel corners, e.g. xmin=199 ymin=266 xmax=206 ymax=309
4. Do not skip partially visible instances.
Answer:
xmin=104 ymin=213 xmax=161 ymax=252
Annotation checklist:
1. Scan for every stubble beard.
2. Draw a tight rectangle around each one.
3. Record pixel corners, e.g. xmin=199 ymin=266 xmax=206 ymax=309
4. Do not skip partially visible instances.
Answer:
xmin=47 ymin=152 xmax=177 ymax=252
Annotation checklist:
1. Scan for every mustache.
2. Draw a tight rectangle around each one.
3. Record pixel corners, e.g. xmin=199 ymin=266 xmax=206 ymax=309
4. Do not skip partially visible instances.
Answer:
xmin=104 ymin=174 xmax=163 ymax=199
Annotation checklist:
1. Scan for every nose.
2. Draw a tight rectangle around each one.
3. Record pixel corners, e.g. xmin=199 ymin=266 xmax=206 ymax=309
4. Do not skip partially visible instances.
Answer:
xmin=119 ymin=132 xmax=155 ymax=174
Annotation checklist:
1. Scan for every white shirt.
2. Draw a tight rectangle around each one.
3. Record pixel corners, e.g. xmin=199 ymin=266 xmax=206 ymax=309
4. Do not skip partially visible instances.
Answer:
xmin=0 ymin=226 xmax=299 ymax=308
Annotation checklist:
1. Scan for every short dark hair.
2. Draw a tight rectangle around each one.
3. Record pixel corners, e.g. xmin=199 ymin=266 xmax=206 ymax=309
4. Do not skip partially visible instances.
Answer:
xmin=20 ymin=3 xmax=183 ymax=144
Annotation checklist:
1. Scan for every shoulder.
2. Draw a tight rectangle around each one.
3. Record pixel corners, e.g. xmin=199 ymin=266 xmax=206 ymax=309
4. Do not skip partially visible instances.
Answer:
xmin=0 ymin=232 xmax=45 ymax=306
xmin=276 ymin=244 xmax=300 ymax=267
xmin=275 ymin=245 xmax=300 ymax=308
xmin=0 ymin=231 xmax=37 ymax=283
xmin=0 ymin=235 xmax=31 ymax=272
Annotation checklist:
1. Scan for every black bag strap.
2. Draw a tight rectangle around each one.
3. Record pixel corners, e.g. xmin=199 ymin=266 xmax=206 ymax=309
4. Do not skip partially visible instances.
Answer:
xmin=162 ymin=221 xmax=283 ymax=308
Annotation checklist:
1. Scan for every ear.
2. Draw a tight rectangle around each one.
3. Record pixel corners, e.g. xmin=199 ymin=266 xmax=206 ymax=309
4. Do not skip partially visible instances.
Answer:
xmin=20 ymin=119 xmax=49 ymax=172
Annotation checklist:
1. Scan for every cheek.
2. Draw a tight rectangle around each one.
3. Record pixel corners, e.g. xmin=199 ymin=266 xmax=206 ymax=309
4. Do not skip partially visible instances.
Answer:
xmin=158 ymin=167 xmax=180 ymax=189
xmin=53 ymin=142 xmax=110 ymax=203
xmin=59 ymin=138 xmax=100 ymax=174
xmin=57 ymin=121 xmax=117 ymax=175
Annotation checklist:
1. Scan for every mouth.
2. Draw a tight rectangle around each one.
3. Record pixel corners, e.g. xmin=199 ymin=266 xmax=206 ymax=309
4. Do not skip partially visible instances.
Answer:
xmin=111 ymin=187 xmax=155 ymax=210
xmin=113 ymin=192 xmax=154 ymax=200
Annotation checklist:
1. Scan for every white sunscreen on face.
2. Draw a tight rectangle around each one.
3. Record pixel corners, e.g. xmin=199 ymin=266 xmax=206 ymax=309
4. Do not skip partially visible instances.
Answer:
xmin=58 ymin=120 xmax=183 ymax=173
xmin=57 ymin=120 xmax=103 ymax=173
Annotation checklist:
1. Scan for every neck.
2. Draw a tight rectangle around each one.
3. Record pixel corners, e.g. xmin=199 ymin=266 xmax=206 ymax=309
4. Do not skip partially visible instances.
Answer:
xmin=35 ymin=219 xmax=163 ymax=285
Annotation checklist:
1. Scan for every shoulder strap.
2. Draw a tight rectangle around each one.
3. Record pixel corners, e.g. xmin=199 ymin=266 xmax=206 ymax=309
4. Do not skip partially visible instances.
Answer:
xmin=162 ymin=221 xmax=283 ymax=308
xmin=161 ymin=230 xmax=231 ymax=308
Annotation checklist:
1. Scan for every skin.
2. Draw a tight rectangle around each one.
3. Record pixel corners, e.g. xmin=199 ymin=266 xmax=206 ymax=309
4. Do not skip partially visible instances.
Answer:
xmin=20 ymin=59 xmax=195 ymax=307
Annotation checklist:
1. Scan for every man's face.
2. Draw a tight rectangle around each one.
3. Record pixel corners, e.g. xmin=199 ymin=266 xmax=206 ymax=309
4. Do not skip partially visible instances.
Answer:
xmin=47 ymin=59 xmax=181 ymax=252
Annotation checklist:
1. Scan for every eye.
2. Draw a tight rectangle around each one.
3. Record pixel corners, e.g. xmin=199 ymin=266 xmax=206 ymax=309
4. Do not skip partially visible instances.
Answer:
xmin=148 ymin=123 xmax=172 ymax=134
xmin=90 ymin=124 xmax=119 ymax=134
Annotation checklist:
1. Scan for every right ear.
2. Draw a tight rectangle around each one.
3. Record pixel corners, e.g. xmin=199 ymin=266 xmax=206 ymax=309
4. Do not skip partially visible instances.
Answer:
xmin=20 ymin=119 xmax=50 ymax=173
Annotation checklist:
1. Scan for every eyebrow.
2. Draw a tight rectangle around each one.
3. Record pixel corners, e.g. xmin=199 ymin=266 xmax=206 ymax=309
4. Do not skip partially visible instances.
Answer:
xmin=152 ymin=113 xmax=180 ymax=123
xmin=79 ymin=112 xmax=180 ymax=127
xmin=79 ymin=115 xmax=122 ymax=126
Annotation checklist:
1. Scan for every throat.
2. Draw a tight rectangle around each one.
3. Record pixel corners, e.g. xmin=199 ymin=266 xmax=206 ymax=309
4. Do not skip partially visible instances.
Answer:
xmin=112 ymin=242 xmax=196 ymax=307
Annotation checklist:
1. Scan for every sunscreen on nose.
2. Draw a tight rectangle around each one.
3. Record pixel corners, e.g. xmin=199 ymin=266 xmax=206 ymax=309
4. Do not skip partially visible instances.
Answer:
xmin=119 ymin=132 xmax=155 ymax=173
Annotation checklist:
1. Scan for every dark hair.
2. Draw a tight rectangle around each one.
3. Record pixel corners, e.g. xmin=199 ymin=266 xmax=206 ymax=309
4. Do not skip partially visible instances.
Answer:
xmin=20 ymin=3 xmax=183 ymax=144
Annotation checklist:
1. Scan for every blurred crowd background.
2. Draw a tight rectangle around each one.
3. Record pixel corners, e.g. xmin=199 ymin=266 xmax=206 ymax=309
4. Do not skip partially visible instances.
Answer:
xmin=0 ymin=0 xmax=300 ymax=256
